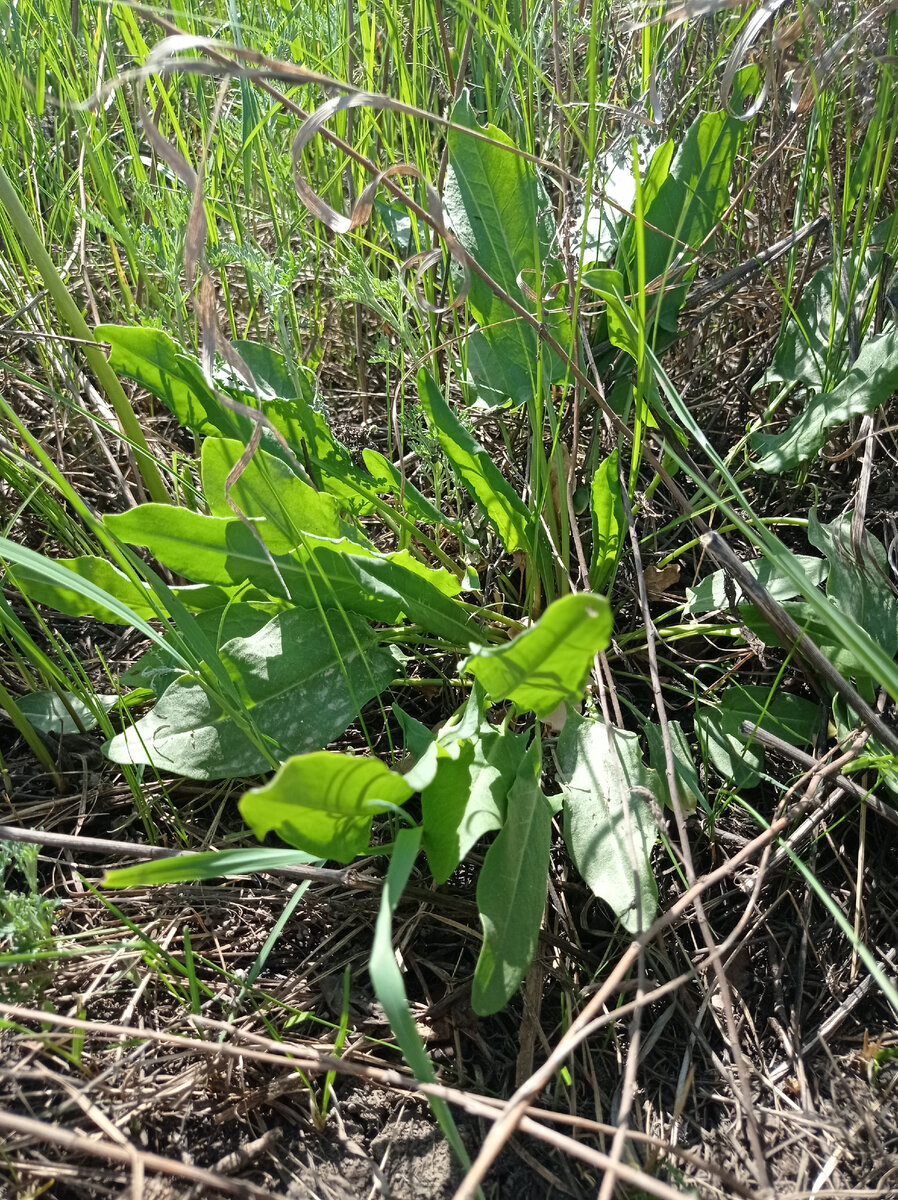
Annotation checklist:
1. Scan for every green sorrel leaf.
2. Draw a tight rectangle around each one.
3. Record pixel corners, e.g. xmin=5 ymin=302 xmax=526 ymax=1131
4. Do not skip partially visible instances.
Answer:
xmin=120 ymin=601 xmax=278 ymax=694
xmin=103 ymin=847 xmax=320 ymax=888
xmin=444 ymin=92 xmax=559 ymax=401
xmin=240 ymin=751 xmax=413 ymax=861
xmin=105 ymin=608 xmax=395 ymax=779
xmin=104 ymin=505 xmax=474 ymax=644
xmin=472 ymin=739 xmax=551 ymax=1015
xmin=808 ymin=510 xmax=898 ymax=660
xmin=643 ymin=719 xmax=701 ymax=815
xmin=589 ymin=450 xmax=625 ymax=592
xmin=0 ymin=537 xmax=188 ymax=667
xmin=97 ymin=323 xmax=225 ymax=435
xmin=201 ymin=437 xmax=342 ymax=549
xmin=9 ymin=555 xmax=163 ymax=624
xmin=619 ymin=108 xmax=741 ymax=332
xmin=763 ymin=216 xmax=893 ymax=393
xmin=696 ymin=683 xmax=819 ymax=787
xmin=685 ymin=554 xmax=828 ymax=614
xmin=461 ymin=592 xmax=612 ymax=719
xmin=557 ymin=713 xmax=659 ymax=935
xmin=418 ymin=686 xmax=529 ymax=884
xmin=15 ymin=691 xmax=117 ymax=736
xmin=754 ymin=326 xmax=898 ymax=473
xmin=418 ymin=370 xmax=531 ymax=555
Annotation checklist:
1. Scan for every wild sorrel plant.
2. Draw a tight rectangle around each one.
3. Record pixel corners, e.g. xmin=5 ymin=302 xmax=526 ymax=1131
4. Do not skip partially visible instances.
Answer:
xmin=4 ymin=10 xmax=898 ymax=1182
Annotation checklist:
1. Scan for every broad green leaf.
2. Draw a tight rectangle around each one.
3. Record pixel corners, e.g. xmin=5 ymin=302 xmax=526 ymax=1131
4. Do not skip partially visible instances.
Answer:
xmin=461 ymin=330 xmax=534 ymax=408
xmin=419 ymin=687 xmax=528 ymax=883
xmin=418 ymin=370 xmax=531 ymax=555
xmin=99 ymin=325 xmax=373 ymax=510
xmin=0 ymin=537 xmax=188 ymax=667
xmin=10 ymin=555 xmax=162 ymax=623
xmin=300 ymin=545 xmax=472 ymax=642
xmin=240 ymin=751 xmax=413 ymax=861
xmin=472 ymin=739 xmax=551 ymax=1015
xmin=685 ymin=554 xmax=828 ymax=614
xmin=393 ymin=700 xmax=436 ymax=768
xmin=619 ymin=109 xmax=741 ymax=331
xmin=103 ymin=847 xmax=320 ymax=888
xmin=232 ymin=340 xmax=317 ymax=403
xmin=643 ymin=719 xmax=701 ymax=815
xmin=632 ymin=295 xmax=898 ymax=702
xmin=16 ymin=691 xmax=117 ymax=736
xmin=444 ymin=92 xmax=557 ymax=401
xmin=461 ymin=592 xmax=611 ymax=718
xmin=97 ymin=324 xmax=225 ymax=435
xmin=808 ymin=510 xmax=898 ymax=660
xmin=9 ymin=553 xmax=239 ymax=625
xmin=104 ymin=506 xmax=473 ymax=644
xmin=557 ymin=713 xmax=659 ymax=935
xmin=589 ymin=451 xmax=625 ymax=592
xmin=640 ymin=139 xmax=675 ymax=213
xmin=105 ymin=609 xmax=395 ymax=780
xmin=368 ymin=825 xmax=471 ymax=1167
xmin=696 ymin=684 xmax=819 ymax=787
xmin=105 ymin=506 xmax=262 ymax=585
xmin=202 ymin=438 xmax=341 ymax=549
xmin=754 ymin=326 xmax=898 ymax=473
xmin=120 ymin=602 xmax=278 ymax=694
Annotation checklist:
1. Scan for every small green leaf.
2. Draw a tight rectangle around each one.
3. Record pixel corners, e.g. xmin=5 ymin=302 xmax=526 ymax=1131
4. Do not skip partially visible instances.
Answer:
xmin=0 ymin=537 xmax=188 ymax=667
xmin=232 ymin=340 xmax=315 ymax=402
xmin=619 ymin=108 xmax=742 ymax=331
xmin=97 ymin=324 xmax=225 ymax=435
xmin=103 ymin=847 xmax=320 ymax=888
xmin=763 ymin=218 xmax=892 ymax=393
xmin=472 ymin=739 xmax=551 ymax=1015
xmin=240 ymin=752 xmax=413 ymax=862
xmin=808 ymin=510 xmax=898 ymax=660
xmin=104 ymin=504 xmax=473 ymax=644
xmin=581 ymin=270 xmax=639 ymax=357
xmin=589 ymin=451 xmax=625 ymax=592
xmin=418 ymin=369 xmax=531 ymax=555
xmin=444 ymin=92 xmax=565 ymax=400
xmin=696 ymin=684 xmax=819 ymax=787
xmin=461 ymin=592 xmax=611 ymax=718
xmin=558 ymin=714 xmax=659 ymax=935
xmin=754 ymin=326 xmax=898 ymax=473
xmin=739 ymin=602 xmax=881 ymax=701
xmin=420 ymin=687 xmax=528 ymax=883
xmin=685 ymin=554 xmax=828 ymax=614
xmin=202 ymin=438 xmax=341 ymax=549
xmin=643 ymin=719 xmax=701 ymax=815
xmin=9 ymin=555 xmax=161 ymax=624
xmin=16 ymin=691 xmax=117 ymax=736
